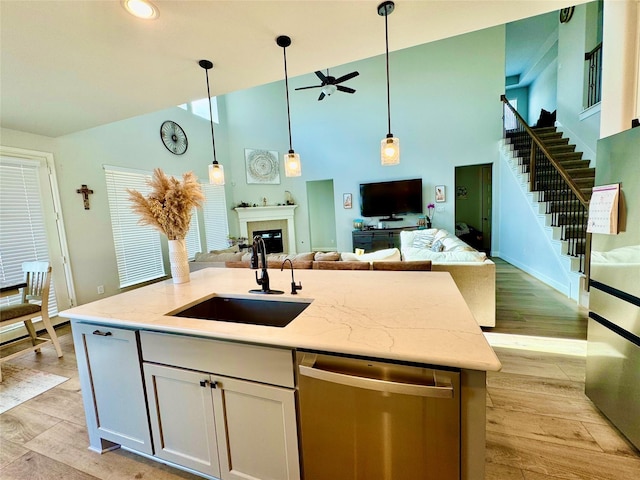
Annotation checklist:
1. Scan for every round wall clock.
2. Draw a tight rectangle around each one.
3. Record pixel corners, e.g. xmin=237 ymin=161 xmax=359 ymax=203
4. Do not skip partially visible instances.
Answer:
xmin=559 ymin=7 xmax=574 ymax=24
xmin=160 ymin=121 xmax=188 ymax=155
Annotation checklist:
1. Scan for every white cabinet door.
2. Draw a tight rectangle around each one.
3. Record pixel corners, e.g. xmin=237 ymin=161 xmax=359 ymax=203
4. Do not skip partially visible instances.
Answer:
xmin=143 ymin=363 xmax=221 ymax=478
xmin=72 ymin=322 xmax=152 ymax=454
xmin=212 ymin=375 xmax=300 ymax=480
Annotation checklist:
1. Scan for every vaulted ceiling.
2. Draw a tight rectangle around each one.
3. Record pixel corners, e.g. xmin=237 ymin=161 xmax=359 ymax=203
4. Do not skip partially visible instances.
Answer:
xmin=0 ymin=1 xmax=584 ymax=137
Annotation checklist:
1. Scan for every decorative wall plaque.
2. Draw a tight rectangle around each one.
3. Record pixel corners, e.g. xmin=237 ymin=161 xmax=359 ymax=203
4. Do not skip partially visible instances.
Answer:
xmin=245 ymin=149 xmax=280 ymax=184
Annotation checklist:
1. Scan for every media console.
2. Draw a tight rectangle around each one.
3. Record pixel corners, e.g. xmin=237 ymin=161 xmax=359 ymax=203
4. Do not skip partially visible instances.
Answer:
xmin=352 ymin=227 xmax=417 ymax=252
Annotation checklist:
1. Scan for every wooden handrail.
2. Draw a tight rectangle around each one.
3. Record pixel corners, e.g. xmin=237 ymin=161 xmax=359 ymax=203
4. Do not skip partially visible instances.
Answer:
xmin=500 ymin=95 xmax=589 ymax=208
xmin=585 ymin=42 xmax=602 ymax=61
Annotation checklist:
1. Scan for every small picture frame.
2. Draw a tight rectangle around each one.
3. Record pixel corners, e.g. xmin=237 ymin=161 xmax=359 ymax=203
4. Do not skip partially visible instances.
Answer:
xmin=435 ymin=185 xmax=446 ymax=203
xmin=343 ymin=193 xmax=353 ymax=209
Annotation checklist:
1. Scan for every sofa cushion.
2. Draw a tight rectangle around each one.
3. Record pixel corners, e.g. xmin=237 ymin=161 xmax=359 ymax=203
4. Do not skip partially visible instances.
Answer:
xmin=314 ymin=251 xmax=341 ymax=261
xmin=313 ymin=261 xmax=371 ymax=270
xmin=194 ymin=251 xmax=244 ymax=262
xmin=401 ymin=247 xmax=487 ymax=263
xmin=340 ymin=248 xmax=401 ymax=263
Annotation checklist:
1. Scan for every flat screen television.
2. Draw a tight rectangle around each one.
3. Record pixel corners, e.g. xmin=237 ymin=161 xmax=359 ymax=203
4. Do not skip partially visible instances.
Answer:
xmin=359 ymin=178 xmax=423 ymax=221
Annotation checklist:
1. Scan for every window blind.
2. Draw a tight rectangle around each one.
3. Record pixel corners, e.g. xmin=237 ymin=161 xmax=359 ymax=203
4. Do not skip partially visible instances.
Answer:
xmin=104 ymin=167 xmax=166 ymax=288
xmin=201 ymin=183 xmax=229 ymax=251
xmin=0 ymin=157 xmax=58 ymax=315
xmin=184 ymin=208 xmax=201 ymax=260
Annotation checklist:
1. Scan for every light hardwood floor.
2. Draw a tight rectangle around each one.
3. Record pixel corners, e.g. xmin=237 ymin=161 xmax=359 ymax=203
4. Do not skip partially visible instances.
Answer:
xmin=1 ymin=258 xmax=638 ymax=479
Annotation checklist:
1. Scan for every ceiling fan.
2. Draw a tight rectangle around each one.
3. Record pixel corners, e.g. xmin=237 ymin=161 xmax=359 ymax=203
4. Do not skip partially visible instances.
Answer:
xmin=295 ymin=69 xmax=359 ymax=101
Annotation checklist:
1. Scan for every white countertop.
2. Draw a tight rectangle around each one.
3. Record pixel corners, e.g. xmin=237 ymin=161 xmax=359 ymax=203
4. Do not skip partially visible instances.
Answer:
xmin=60 ymin=267 xmax=501 ymax=372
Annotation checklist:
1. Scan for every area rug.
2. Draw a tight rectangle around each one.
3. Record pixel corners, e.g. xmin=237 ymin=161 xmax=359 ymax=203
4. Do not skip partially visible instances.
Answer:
xmin=0 ymin=363 xmax=69 ymax=414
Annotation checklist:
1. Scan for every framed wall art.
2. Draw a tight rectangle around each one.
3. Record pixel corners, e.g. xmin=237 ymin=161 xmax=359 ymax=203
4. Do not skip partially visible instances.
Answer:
xmin=245 ymin=149 xmax=280 ymax=184
xmin=435 ymin=185 xmax=446 ymax=203
xmin=343 ymin=193 xmax=353 ymax=209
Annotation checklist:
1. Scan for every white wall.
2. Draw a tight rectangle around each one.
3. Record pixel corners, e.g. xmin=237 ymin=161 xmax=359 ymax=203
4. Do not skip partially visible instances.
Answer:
xmin=223 ymin=26 xmax=506 ymax=252
xmin=528 ymin=58 xmax=558 ymax=125
xmin=556 ymin=3 xmax=601 ymax=161
xmin=2 ymin=107 xmax=220 ymax=305
xmin=600 ymin=0 xmax=640 ymax=137
xmin=496 ymin=149 xmax=573 ymax=296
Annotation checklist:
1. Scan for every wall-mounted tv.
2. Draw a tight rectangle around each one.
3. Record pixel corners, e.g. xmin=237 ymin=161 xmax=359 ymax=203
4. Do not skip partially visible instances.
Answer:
xmin=359 ymin=178 xmax=423 ymax=221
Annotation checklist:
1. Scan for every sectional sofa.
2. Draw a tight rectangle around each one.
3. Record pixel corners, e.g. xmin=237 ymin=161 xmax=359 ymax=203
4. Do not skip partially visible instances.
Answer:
xmin=190 ymin=229 xmax=495 ymax=327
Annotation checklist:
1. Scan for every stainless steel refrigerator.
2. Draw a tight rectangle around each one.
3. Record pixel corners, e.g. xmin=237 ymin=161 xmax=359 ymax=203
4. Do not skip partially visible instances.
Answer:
xmin=585 ymin=126 xmax=640 ymax=450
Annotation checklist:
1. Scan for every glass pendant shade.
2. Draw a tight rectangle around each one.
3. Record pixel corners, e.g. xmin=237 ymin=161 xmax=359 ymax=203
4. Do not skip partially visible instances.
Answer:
xmin=208 ymin=162 xmax=225 ymax=185
xmin=284 ymin=151 xmax=302 ymax=177
xmin=381 ymin=136 xmax=400 ymax=165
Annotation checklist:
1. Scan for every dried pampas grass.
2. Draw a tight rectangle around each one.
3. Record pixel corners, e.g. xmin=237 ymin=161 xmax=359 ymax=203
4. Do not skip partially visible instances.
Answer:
xmin=128 ymin=168 xmax=205 ymax=240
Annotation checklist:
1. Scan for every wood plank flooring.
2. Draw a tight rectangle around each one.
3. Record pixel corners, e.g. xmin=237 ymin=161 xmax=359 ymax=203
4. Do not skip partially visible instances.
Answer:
xmin=484 ymin=259 xmax=639 ymax=479
xmin=1 ymin=258 xmax=638 ymax=479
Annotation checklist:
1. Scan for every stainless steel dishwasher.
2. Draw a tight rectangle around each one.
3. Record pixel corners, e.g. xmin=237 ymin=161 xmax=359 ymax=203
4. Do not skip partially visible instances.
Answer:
xmin=296 ymin=351 xmax=460 ymax=480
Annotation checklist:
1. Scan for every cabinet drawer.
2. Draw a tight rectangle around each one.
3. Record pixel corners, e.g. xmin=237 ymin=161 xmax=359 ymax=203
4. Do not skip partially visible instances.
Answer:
xmin=140 ymin=331 xmax=294 ymax=388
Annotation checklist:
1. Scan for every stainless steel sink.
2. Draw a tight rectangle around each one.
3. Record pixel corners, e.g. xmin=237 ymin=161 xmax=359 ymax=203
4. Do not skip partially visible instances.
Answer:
xmin=170 ymin=295 xmax=311 ymax=328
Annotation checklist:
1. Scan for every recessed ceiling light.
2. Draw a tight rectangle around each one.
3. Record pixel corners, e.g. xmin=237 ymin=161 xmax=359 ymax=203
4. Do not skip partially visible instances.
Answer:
xmin=122 ymin=0 xmax=159 ymax=20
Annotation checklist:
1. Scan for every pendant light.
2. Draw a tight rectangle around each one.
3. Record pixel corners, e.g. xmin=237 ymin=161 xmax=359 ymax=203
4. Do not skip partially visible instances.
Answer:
xmin=378 ymin=1 xmax=400 ymax=166
xmin=199 ymin=59 xmax=225 ymax=185
xmin=276 ymin=35 xmax=302 ymax=177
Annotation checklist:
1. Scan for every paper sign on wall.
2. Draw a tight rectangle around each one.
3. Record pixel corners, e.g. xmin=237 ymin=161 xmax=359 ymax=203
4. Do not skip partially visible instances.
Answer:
xmin=587 ymin=184 xmax=620 ymax=234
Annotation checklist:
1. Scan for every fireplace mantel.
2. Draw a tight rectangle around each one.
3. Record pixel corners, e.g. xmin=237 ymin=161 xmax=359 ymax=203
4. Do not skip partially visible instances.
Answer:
xmin=235 ymin=205 xmax=298 ymax=253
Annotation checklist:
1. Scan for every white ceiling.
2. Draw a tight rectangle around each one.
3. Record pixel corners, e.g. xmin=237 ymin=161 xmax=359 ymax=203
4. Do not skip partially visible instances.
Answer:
xmin=0 ymin=0 xmax=585 ymax=138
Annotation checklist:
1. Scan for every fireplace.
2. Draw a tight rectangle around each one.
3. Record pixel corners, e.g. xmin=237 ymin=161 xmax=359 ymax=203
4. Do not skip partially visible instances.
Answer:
xmin=253 ymin=229 xmax=284 ymax=254
xmin=235 ymin=205 xmax=298 ymax=254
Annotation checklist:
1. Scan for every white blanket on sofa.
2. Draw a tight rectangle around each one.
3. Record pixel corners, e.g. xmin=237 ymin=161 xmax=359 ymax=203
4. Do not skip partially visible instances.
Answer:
xmin=400 ymin=229 xmax=487 ymax=263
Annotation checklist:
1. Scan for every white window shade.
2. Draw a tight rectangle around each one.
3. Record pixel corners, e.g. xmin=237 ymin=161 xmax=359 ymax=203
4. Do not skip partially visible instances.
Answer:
xmin=0 ymin=157 xmax=58 ymax=315
xmin=201 ymin=183 xmax=229 ymax=251
xmin=104 ymin=167 xmax=166 ymax=288
xmin=184 ymin=208 xmax=201 ymax=260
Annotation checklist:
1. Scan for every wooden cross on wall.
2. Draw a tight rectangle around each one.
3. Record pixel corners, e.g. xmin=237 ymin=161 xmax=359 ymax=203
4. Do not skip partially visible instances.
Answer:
xmin=76 ymin=184 xmax=94 ymax=210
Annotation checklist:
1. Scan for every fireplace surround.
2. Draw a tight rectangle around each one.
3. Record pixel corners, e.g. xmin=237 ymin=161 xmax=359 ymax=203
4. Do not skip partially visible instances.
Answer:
xmin=235 ymin=206 xmax=297 ymax=254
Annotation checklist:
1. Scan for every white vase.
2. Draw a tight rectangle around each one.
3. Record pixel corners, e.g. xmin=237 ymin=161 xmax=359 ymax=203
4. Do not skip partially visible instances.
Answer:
xmin=168 ymin=239 xmax=190 ymax=284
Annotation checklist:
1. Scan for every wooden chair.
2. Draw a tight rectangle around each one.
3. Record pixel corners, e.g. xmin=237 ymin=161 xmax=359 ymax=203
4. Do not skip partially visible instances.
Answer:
xmin=372 ymin=260 xmax=432 ymax=271
xmin=0 ymin=261 xmax=63 ymax=382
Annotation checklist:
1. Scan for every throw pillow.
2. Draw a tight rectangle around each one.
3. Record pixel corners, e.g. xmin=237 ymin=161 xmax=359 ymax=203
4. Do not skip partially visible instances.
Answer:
xmin=431 ymin=239 xmax=445 ymax=252
xmin=411 ymin=229 xmax=437 ymax=248
xmin=535 ymin=108 xmax=556 ymax=128
xmin=314 ymin=251 xmax=340 ymax=261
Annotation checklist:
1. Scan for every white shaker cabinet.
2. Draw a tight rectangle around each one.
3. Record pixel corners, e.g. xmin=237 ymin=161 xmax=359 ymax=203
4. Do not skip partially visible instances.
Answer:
xmin=141 ymin=331 xmax=301 ymax=480
xmin=143 ymin=363 xmax=221 ymax=477
xmin=72 ymin=322 xmax=153 ymax=454
xmin=213 ymin=374 xmax=299 ymax=480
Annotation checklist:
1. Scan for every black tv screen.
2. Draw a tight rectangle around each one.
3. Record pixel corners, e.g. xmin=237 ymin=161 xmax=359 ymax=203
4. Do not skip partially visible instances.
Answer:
xmin=359 ymin=178 xmax=423 ymax=219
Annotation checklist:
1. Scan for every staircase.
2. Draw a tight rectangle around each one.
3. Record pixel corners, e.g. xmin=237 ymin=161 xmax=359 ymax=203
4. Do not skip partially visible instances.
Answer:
xmin=505 ymin=126 xmax=594 ymax=270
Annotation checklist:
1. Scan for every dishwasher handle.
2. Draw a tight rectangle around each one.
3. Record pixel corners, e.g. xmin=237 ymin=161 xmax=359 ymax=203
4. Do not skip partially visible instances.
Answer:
xmin=298 ymin=357 xmax=454 ymax=399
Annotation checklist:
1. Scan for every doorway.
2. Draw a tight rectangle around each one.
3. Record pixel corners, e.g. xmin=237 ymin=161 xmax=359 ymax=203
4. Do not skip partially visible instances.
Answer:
xmin=454 ymin=164 xmax=492 ymax=253
xmin=306 ymin=179 xmax=337 ymax=252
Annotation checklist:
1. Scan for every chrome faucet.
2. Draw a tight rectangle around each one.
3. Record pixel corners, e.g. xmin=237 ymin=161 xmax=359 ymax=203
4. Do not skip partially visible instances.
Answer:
xmin=249 ymin=235 xmax=283 ymax=294
xmin=281 ymin=259 xmax=302 ymax=295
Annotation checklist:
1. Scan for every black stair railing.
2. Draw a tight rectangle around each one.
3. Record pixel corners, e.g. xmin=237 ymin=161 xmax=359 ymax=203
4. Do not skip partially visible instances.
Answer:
xmin=585 ymin=42 xmax=603 ymax=108
xmin=501 ymin=95 xmax=591 ymax=275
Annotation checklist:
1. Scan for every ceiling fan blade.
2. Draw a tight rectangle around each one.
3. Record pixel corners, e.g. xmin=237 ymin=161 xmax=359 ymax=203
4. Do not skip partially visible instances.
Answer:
xmin=336 ymin=85 xmax=356 ymax=94
xmin=315 ymin=71 xmax=328 ymax=83
xmin=295 ymin=85 xmax=323 ymax=90
xmin=334 ymin=71 xmax=359 ymax=84
xmin=318 ymin=92 xmax=326 ymax=101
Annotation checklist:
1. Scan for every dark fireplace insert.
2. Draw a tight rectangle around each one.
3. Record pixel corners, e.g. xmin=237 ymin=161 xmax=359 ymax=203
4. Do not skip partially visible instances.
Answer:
xmin=253 ymin=229 xmax=284 ymax=254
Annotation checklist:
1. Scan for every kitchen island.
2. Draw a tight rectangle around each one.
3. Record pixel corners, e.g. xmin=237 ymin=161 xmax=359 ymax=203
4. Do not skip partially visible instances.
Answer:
xmin=61 ymin=267 xmax=500 ymax=480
